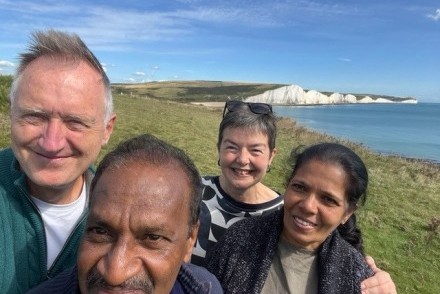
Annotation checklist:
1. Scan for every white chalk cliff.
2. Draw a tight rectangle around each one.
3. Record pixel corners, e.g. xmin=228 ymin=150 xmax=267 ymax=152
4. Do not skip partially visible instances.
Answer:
xmin=245 ymin=84 xmax=417 ymax=105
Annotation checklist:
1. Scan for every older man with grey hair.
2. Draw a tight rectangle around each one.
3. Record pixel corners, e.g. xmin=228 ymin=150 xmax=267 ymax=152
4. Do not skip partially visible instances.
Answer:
xmin=0 ymin=29 xmax=115 ymax=293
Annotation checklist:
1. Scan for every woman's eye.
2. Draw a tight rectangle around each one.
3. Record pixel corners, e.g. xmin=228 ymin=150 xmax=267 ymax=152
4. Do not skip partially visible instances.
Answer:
xmin=291 ymin=183 xmax=305 ymax=192
xmin=322 ymin=195 xmax=338 ymax=205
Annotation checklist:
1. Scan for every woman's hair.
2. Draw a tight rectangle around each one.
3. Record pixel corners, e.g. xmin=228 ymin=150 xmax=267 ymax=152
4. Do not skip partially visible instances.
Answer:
xmin=217 ymin=102 xmax=277 ymax=151
xmin=286 ymin=142 xmax=368 ymax=253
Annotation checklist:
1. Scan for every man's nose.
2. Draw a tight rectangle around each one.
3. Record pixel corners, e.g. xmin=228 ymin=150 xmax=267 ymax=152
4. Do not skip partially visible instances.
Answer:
xmin=38 ymin=119 xmax=66 ymax=153
xmin=97 ymin=238 xmax=143 ymax=286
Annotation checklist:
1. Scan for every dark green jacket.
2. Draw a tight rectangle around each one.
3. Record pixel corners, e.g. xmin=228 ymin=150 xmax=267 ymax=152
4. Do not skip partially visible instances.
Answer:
xmin=0 ymin=148 xmax=91 ymax=294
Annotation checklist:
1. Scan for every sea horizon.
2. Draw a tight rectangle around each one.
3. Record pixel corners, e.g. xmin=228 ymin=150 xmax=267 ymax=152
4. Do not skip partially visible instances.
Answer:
xmin=273 ymin=102 xmax=440 ymax=164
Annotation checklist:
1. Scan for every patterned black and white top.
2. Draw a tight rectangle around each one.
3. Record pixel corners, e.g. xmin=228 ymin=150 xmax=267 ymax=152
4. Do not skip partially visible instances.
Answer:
xmin=191 ymin=176 xmax=284 ymax=266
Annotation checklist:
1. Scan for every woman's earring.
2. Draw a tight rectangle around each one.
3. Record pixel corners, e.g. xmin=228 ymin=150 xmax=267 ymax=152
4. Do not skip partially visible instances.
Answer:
xmin=217 ymin=160 xmax=220 ymax=166
xmin=267 ymin=165 xmax=271 ymax=172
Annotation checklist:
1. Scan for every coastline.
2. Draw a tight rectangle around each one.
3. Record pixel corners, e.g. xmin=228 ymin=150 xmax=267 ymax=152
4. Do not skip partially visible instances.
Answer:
xmin=191 ymin=101 xmax=440 ymax=166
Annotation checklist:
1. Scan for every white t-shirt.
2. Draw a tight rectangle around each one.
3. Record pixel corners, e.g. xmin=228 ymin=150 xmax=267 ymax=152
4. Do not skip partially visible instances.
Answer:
xmin=31 ymin=182 xmax=87 ymax=269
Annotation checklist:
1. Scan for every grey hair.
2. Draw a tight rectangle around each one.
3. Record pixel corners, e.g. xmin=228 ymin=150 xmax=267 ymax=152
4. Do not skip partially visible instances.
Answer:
xmin=217 ymin=103 xmax=277 ymax=151
xmin=9 ymin=29 xmax=113 ymax=123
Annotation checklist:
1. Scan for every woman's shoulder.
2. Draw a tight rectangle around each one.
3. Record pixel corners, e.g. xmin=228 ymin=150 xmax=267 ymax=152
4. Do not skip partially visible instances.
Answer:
xmin=260 ymin=182 xmax=282 ymax=198
xmin=320 ymin=231 xmax=374 ymax=279
xmin=223 ymin=209 xmax=283 ymax=240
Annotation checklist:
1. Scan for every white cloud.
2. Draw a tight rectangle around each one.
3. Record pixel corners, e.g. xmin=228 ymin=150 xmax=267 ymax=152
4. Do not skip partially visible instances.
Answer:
xmin=427 ymin=8 xmax=440 ymax=21
xmin=0 ymin=60 xmax=15 ymax=67
xmin=133 ymin=71 xmax=146 ymax=76
xmin=338 ymin=57 xmax=351 ymax=62
xmin=0 ymin=0 xmax=358 ymax=51
xmin=0 ymin=0 xmax=78 ymax=14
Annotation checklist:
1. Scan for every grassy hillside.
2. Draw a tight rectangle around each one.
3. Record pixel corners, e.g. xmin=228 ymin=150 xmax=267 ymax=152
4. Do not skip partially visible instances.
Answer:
xmin=0 ymin=80 xmax=438 ymax=293
xmin=112 ymin=80 xmax=285 ymax=102
xmin=0 ymin=75 xmax=12 ymax=113
xmin=0 ymin=75 xmax=12 ymax=145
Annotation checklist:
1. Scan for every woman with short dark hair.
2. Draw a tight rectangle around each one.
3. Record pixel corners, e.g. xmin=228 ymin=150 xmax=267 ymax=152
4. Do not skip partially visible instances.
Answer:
xmin=191 ymin=100 xmax=284 ymax=266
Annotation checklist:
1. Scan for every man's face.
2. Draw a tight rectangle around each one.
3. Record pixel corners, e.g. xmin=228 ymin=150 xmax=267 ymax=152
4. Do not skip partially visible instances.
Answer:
xmin=9 ymin=56 xmax=115 ymax=201
xmin=77 ymin=162 xmax=197 ymax=294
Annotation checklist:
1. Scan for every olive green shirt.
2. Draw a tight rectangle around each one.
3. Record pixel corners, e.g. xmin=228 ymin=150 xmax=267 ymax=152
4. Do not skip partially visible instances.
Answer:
xmin=261 ymin=237 xmax=318 ymax=294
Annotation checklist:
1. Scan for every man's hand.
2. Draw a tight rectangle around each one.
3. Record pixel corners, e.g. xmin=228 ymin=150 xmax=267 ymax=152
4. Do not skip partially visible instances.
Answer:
xmin=361 ymin=256 xmax=397 ymax=294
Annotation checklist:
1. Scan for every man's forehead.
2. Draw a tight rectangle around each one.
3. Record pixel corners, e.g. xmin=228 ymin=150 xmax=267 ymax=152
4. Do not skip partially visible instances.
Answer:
xmin=88 ymin=166 xmax=192 ymax=233
xmin=90 ymin=164 xmax=191 ymax=207
xmin=90 ymin=191 xmax=180 ymax=209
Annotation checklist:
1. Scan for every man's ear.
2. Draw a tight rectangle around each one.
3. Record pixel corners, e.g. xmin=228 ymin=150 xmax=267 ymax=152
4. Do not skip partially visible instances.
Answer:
xmin=183 ymin=221 xmax=199 ymax=263
xmin=102 ymin=114 xmax=116 ymax=145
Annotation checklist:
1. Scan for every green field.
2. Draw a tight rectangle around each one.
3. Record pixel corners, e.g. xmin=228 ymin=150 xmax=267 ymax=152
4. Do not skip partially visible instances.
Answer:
xmin=1 ymin=78 xmax=439 ymax=293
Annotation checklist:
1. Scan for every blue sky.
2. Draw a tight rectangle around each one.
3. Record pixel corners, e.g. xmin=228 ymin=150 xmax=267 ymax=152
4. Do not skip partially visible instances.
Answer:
xmin=0 ymin=0 xmax=439 ymax=102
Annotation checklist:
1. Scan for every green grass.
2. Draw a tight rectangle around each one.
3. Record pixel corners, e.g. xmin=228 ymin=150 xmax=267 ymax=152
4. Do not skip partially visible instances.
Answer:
xmin=0 ymin=81 xmax=439 ymax=293
xmin=0 ymin=75 xmax=11 ymax=146
xmin=0 ymin=75 xmax=12 ymax=114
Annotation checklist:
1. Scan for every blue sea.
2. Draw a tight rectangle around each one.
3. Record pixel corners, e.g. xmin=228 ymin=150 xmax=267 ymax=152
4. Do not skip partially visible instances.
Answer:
xmin=273 ymin=103 xmax=440 ymax=163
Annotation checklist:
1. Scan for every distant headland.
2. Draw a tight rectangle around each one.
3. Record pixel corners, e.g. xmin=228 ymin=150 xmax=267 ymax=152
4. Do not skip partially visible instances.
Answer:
xmin=109 ymin=80 xmax=419 ymax=105
xmin=245 ymin=84 xmax=418 ymax=105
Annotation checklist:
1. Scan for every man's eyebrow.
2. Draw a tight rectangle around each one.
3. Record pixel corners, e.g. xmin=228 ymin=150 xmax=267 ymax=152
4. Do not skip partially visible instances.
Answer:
xmin=16 ymin=107 xmax=46 ymax=115
xmin=137 ymin=225 xmax=178 ymax=242
xmin=86 ymin=216 xmax=110 ymax=228
xmin=141 ymin=224 xmax=169 ymax=233
xmin=15 ymin=106 xmax=98 ymax=124
xmin=62 ymin=114 xmax=97 ymax=124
